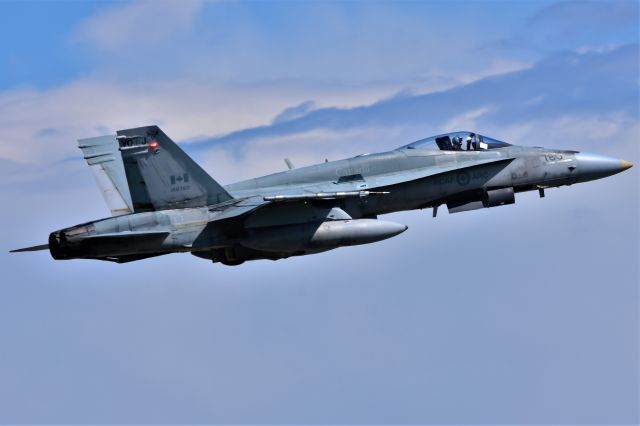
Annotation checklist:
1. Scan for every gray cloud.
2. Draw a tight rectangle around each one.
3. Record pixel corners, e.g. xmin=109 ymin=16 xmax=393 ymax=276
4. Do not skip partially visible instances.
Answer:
xmin=72 ymin=0 xmax=203 ymax=51
xmin=272 ymin=100 xmax=317 ymax=124
xmin=530 ymin=0 xmax=639 ymax=28
xmin=492 ymin=0 xmax=639 ymax=55
xmin=191 ymin=45 xmax=638 ymax=152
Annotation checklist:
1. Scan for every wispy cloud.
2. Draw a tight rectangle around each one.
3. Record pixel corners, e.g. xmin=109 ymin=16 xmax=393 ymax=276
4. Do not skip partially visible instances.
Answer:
xmin=0 ymin=80 xmax=403 ymax=164
xmin=192 ymin=45 xmax=638 ymax=151
xmin=493 ymin=0 xmax=639 ymax=54
xmin=530 ymin=0 xmax=638 ymax=28
xmin=73 ymin=0 xmax=203 ymax=50
xmin=2 ymin=45 xmax=636 ymax=183
xmin=67 ymin=1 xmax=537 ymax=87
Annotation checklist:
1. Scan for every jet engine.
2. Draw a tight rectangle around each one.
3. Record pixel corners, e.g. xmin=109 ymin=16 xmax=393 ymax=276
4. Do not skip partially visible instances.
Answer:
xmin=48 ymin=225 xmax=92 ymax=260
xmin=447 ymin=187 xmax=516 ymax=214
xmin=482 ymin=187 xmax=515 ymax=207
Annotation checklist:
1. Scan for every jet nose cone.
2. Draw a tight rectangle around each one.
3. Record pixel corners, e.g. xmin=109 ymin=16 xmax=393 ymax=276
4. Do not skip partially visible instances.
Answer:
xmin=575 ymin=152 xmax=633 ymax=182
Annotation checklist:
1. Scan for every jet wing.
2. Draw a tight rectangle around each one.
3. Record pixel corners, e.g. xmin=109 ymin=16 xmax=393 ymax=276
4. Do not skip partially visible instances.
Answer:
xmin=363 ymin=156 xmax=515 ymax=190
xmin=259 ymin=157 xmax=516 ymax=197
xmin=208 ymin=196 xmax=268 ymax=220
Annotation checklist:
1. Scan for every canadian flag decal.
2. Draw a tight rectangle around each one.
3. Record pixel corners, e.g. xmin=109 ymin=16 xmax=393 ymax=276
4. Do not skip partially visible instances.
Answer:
xmin=170 ymin=173 xmax=189 ymax=185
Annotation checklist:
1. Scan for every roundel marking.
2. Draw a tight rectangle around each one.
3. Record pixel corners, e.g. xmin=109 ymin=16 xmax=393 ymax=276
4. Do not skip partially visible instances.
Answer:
xmin=456 ymin=170 xmax=471 ymax=186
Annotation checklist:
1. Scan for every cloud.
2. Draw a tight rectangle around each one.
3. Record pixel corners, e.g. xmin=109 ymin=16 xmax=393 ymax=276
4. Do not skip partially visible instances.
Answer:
xmin=493 ymin=0 xmax=639 ymax=54
xmin=0 ymin=80 xmax=406 ymax=165
xmin=0 ymin=56 xmax=539 ymax=168
xmin=2 ymin=45 xmax=636 ymax=186
xmin=531 ymin=0 xmax=638 ymax=28
xmin=191 ymin=45 xmax=639 ymax=152
xmin=73 ymin=0 xmax=203 ymax=50
xmin=272 ymin=100 xmax=317 ymax=124
xmin=67 ymin=1 xmax=537 ymax=88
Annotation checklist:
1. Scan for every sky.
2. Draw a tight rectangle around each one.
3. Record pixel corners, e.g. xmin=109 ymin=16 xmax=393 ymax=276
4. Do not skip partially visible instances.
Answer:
xmin=0 ymin=0 xmax=638 ymax=423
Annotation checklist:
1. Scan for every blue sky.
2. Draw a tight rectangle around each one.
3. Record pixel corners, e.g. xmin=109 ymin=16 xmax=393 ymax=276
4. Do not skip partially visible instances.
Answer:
xmin=0 ymin=1 xmax=638 ymax=423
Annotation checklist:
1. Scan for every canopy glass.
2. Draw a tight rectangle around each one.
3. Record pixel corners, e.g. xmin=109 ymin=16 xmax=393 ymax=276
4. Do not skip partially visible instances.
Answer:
xmin=401 ymin=131 xmax=511 ymax=151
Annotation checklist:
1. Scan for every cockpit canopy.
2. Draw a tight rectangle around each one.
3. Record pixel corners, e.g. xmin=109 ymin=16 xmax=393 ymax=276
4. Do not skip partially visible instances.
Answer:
xmin=400 ymin=131 xmax=511 ymax=152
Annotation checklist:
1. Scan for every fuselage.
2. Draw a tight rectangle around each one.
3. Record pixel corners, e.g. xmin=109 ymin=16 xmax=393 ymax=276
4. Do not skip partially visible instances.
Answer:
xmin=226 ymin=145 xmax=623 ymax=217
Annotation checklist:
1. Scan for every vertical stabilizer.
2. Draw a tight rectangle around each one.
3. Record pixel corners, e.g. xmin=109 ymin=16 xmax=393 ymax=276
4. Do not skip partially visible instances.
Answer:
xmin=117 ymin=125 xmax=233 ymax=211
xmin=78 ymin=135 xmax=133 ymax=216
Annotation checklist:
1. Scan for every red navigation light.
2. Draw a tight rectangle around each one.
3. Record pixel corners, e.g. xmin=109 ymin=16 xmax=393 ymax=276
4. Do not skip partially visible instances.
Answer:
xmin=149 ymin=140 xmax=159 ymax=150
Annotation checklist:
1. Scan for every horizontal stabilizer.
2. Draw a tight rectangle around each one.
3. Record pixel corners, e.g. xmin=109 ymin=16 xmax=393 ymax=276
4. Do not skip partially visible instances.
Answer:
xmin=78 ymin=135 xmax=133 ymax=216
xmin=10 ymin=244 xmax=49 ymax=253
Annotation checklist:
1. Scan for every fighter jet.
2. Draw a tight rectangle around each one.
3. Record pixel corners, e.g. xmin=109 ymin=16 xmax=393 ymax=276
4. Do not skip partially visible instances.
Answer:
xmin=11 ymin=125 xmax=633 ymax=265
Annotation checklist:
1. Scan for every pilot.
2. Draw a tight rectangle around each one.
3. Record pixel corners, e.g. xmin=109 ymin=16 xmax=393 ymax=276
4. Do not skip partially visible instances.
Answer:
xmin=466 ymin=133 xmax=475 ymax=151
xmin=452 ymin=136 xmax=463 ymax=151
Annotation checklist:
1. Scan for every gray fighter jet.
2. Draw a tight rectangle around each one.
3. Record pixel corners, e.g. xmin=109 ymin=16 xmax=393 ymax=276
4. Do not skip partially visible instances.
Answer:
xmin=11 ymin=125 xmax=633 ymax=265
